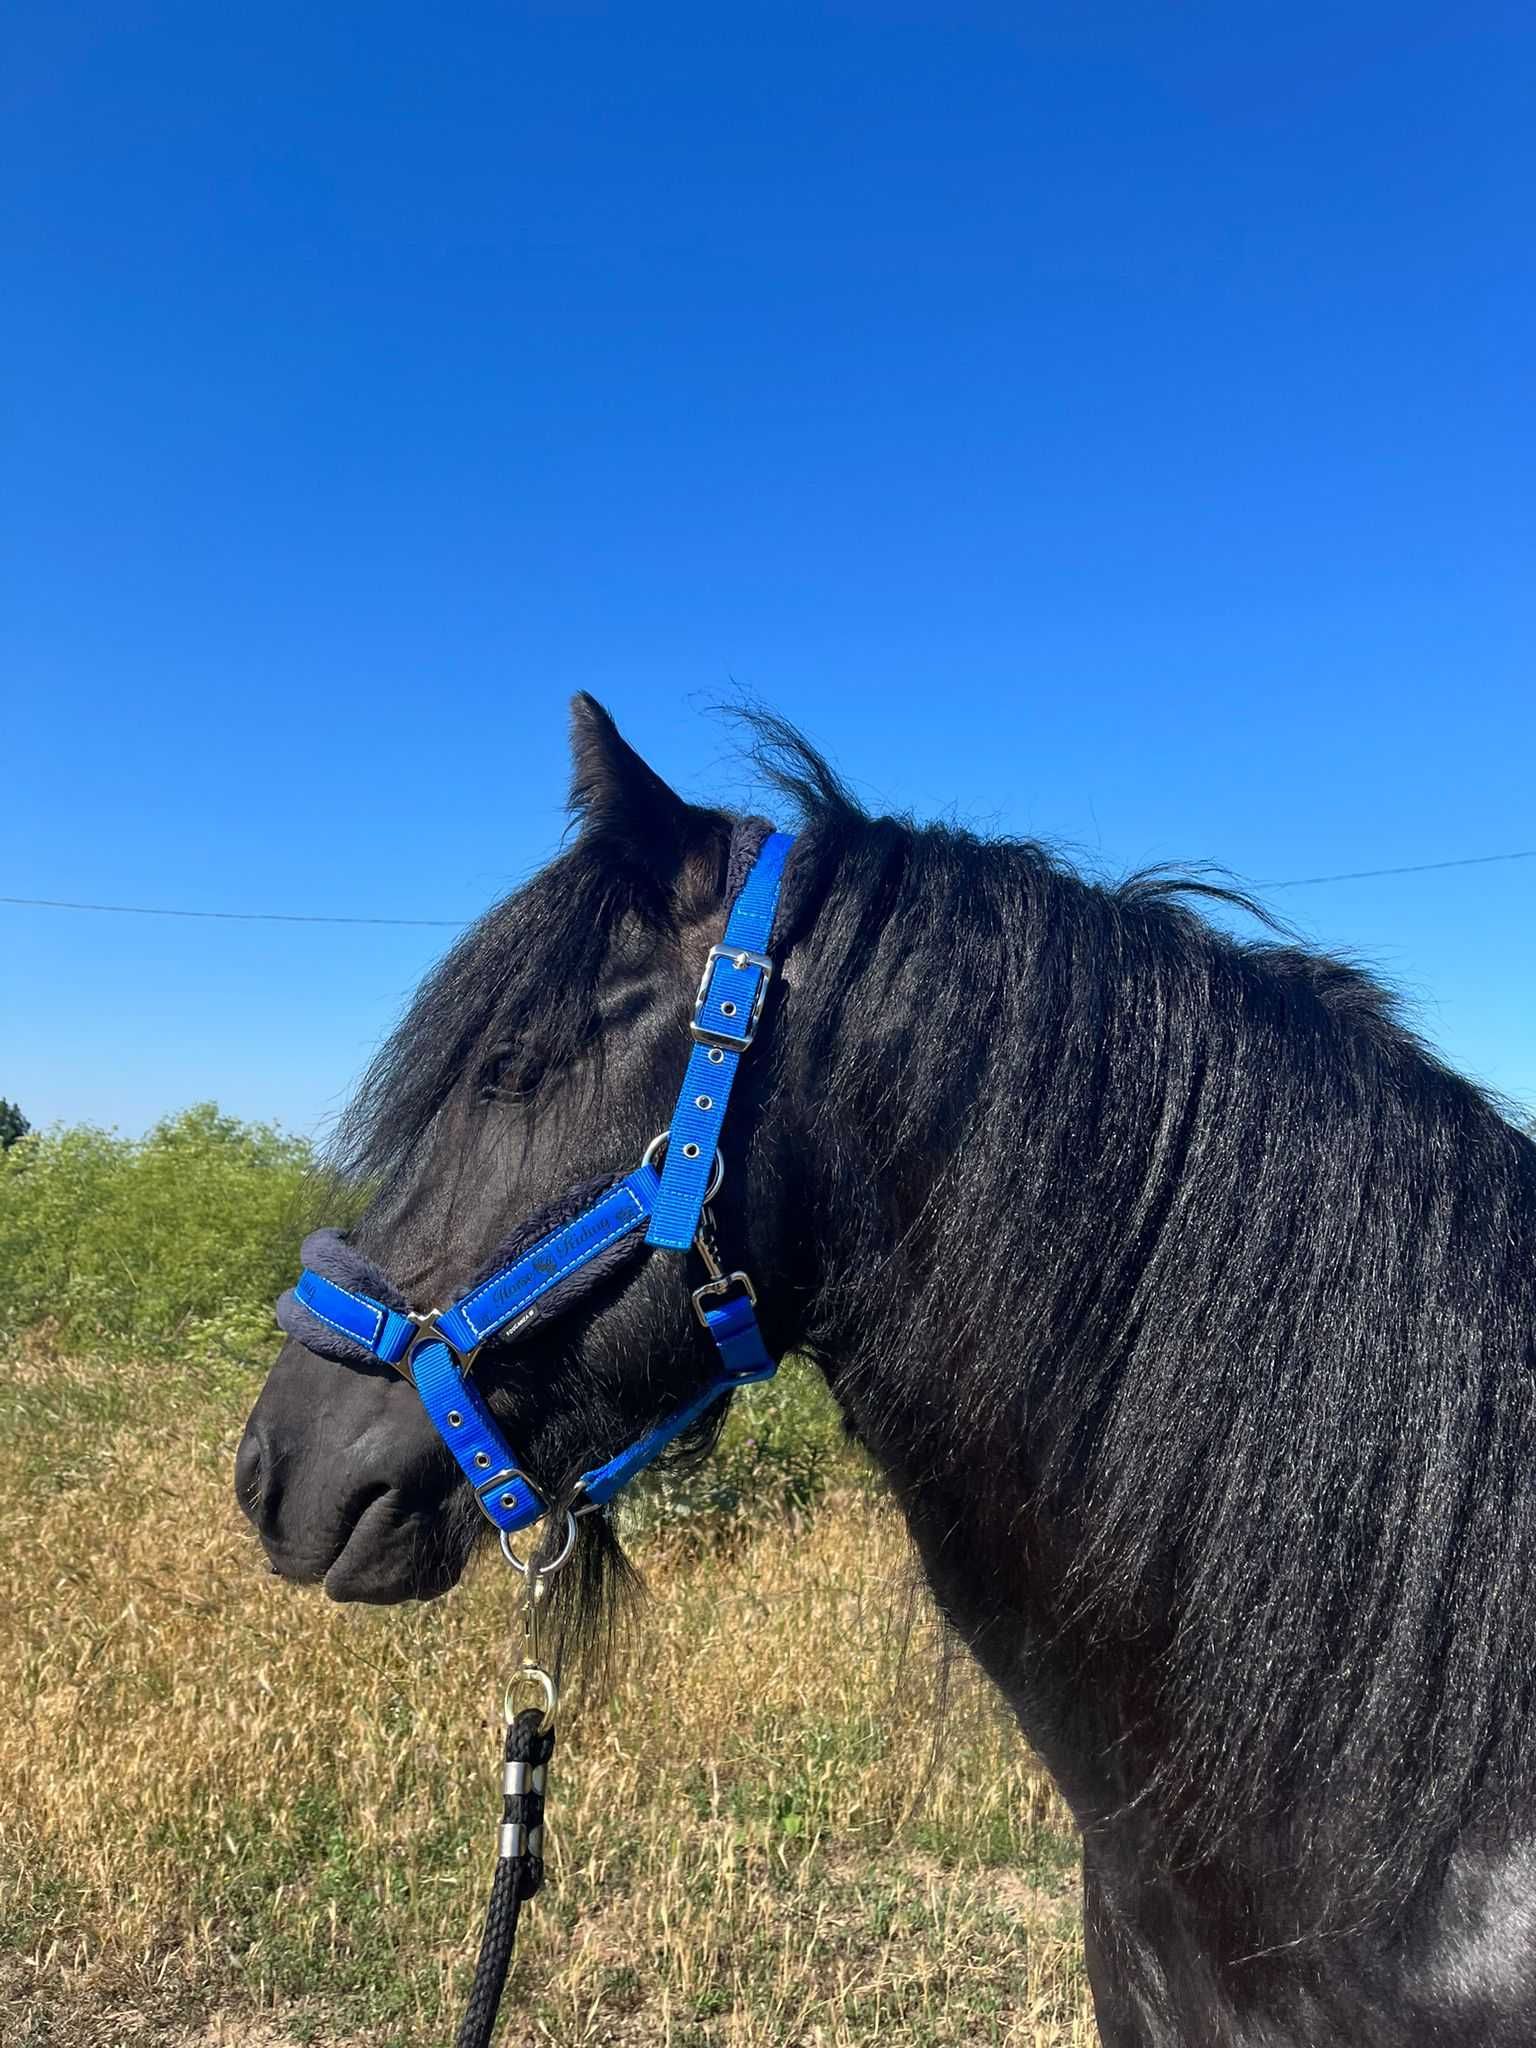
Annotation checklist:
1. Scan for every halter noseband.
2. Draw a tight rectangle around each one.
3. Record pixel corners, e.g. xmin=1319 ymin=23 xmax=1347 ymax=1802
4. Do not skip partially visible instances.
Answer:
xmin=274 ymin=828 xmax=796 ymax=1567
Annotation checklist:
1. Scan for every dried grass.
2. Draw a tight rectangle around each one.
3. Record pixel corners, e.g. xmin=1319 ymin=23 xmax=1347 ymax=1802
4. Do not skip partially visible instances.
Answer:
xmin=0 ymin=1344 xmax=1095 ymax=2046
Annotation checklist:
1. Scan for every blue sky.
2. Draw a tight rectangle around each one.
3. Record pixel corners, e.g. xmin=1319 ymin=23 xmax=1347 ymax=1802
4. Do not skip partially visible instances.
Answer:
xmin=5 ymin=3 xmax=1532 ymax=1138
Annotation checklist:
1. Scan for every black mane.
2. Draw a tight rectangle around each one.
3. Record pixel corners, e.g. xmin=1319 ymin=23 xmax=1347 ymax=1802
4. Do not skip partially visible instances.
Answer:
xmin=341 ymin=718 xmax=1536 ymax=1919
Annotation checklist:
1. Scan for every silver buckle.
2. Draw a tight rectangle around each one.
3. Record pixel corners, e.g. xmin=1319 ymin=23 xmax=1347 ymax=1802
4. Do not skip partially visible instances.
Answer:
xmin=690 ymin=945 xmax=774 ymax=1051
xmin=475 ymin=1463 xmax=548 ymax=1522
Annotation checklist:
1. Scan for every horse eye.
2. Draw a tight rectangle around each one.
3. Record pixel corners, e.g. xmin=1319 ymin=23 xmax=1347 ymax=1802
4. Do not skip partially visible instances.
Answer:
xmin=480 ymin=1046 xmax=546 ymax=1105
xmin=478 ymin=1006 xmax=602 ymax=1104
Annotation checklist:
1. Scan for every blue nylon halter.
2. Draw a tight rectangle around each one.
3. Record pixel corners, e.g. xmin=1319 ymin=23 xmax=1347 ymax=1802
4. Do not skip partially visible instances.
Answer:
xmin=276 ymin=831 xmax=796 ymax=1552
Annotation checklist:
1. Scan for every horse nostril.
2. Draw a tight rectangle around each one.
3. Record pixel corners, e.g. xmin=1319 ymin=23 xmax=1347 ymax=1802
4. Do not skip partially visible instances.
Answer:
xmin=234 ymin=1421 xmax=276 ymax=1532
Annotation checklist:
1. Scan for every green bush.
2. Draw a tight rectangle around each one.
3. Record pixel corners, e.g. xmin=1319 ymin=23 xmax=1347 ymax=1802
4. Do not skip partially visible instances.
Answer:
xmin=624 ymin=1357 xmax=865 ymax=1536
xmin=0 ymin=1103 xmax=866 ymax=1526
xmin=0 ymin=1104 xmax=330 ymax=1363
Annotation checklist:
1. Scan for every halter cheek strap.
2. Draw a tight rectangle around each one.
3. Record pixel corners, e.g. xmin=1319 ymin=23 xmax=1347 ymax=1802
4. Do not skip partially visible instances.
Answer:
xmin=646 ymin=828 xmax=794 ymax=1250
xmin=274 ymin=830 xmax=795 ymax=1547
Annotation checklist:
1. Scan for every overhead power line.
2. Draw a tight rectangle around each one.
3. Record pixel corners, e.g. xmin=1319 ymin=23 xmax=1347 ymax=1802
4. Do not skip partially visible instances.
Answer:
xmin=2 ymin=847 xmax=1533 ymax=930
xmin=0 ymin=895 xmax=463 ymax=929
xmin=1260 ymin=849 xmax=1536 ymax=890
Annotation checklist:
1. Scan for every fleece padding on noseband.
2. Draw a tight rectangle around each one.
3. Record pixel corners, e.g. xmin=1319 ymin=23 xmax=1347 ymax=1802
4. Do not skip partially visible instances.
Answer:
xmin=276 ymin=1228 xmax=412 ymax=1368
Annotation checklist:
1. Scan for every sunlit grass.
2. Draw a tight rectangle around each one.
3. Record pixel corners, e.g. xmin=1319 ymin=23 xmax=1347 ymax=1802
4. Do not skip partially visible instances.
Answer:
xmin=0 ymin=1337 xmax=1095 ymax=2045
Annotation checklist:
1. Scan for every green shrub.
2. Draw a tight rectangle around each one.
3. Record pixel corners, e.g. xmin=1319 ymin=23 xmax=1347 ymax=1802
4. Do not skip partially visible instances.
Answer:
xmin=0 ymin=1104 xmax=331 ymax=1362
xmin=624 ymin=1356 xmax=865 ymax=1536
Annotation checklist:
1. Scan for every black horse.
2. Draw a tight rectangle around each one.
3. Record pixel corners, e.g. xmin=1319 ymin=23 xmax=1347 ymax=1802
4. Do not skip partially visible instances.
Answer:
xmin=240 ymin=697 xmax=1536 ymax=2046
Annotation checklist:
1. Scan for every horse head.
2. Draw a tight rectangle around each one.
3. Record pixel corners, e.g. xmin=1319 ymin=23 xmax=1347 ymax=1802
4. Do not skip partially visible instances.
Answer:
xmin=236 ymin=697 xmax=817 ymax=1604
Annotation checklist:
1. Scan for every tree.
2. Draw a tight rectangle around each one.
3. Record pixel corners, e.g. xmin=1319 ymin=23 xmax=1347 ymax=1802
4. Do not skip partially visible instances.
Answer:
xmin=0 ymin=1100 xmax=31 ymax=1149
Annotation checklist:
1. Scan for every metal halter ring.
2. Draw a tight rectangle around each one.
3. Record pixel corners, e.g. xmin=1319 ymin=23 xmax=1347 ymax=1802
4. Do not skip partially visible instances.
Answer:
xmin=499 ymin=1508 xmax=580 ymax=1578
xmin=504 ymin=1661 xmax=559 ymax=1731
xmin=641 ymin=1129 xmax=725 ymax=1202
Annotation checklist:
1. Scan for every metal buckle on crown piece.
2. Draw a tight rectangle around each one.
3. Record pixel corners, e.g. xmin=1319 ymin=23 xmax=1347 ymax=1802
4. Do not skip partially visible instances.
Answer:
xmin=690 ymin=944 xmax=774 ymax=1051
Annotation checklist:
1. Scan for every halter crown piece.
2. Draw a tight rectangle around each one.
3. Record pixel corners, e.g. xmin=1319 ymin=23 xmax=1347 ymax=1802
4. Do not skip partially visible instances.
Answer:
xmin=275 ymin=828 xmax=796 ymax=1566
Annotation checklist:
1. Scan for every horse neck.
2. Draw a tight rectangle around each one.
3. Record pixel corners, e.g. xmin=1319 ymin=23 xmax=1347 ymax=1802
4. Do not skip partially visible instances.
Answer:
xmin=771 ymin=842 xmax=1536 ymax=1914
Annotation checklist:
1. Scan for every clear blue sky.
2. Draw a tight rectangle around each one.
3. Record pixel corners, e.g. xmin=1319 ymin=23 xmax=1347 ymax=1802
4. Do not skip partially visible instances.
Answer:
xmin=5 ymin=4 xmax=1533 ymax=1139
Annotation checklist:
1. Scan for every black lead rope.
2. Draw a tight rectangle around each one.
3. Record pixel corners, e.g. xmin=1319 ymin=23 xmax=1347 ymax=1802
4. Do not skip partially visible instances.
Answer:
xmin=455 ymin=1701 xmax=556 ymax=2048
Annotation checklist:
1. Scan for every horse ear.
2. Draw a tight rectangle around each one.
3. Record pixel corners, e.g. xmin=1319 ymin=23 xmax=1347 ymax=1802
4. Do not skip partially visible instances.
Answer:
xmin=568 ymin=694 xmax=725 ymax=899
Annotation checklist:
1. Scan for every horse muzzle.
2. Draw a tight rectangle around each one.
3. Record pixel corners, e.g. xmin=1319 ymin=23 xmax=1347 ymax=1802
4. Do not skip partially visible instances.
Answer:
xmin=235 ymin=1338 xmax=471 ymax=1603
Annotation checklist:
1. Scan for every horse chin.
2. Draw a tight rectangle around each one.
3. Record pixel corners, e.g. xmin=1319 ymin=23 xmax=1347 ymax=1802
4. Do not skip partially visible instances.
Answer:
xmin=317 ymin=1492 xmax=470 ymax=1604
xmin=253 ymin=1486 xmax=472 ymax=1606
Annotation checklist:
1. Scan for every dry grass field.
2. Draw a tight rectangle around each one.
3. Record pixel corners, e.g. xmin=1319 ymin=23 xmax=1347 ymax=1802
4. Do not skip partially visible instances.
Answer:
xmin=0 ymin=1336 xmax=1096 ymax=2047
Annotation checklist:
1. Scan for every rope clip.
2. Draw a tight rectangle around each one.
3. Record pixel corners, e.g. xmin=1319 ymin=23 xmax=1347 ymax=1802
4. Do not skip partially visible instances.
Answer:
xmin=504 ymin=1661 xmax=559 ymax=1732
